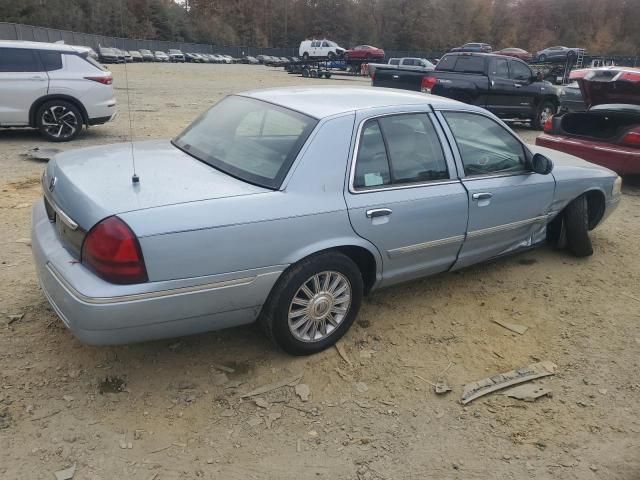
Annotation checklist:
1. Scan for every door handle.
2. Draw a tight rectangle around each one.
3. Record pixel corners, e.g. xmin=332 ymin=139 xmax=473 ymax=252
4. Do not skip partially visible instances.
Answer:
xmin=30 ymin=75 xmax=45 ymax=80
xmin=366 ymin=208 xmax=392 ymax=218
xmin=514 ymin=83 xmax=523 ymax=88
xmin=472 ymin=193 xmax=493 ymax=201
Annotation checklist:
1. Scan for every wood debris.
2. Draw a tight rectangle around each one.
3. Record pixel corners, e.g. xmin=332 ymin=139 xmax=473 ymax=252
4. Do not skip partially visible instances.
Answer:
xmin=492 ymin=319 xmax=528 ymax=335
xmin=460 ymin=361 xmax=557 ymax=405
xmin=240 ymin=373 xmax=302 ymax=398
xmin=335 ymin=342 xmax=352 ymax=366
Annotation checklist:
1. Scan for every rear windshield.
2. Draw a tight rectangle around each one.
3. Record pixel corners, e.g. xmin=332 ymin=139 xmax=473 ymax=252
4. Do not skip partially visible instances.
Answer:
xmin=436 ymin=55 xmax=485 ymax=74
xmin=172 ymin=96 xmax=318 ymax=189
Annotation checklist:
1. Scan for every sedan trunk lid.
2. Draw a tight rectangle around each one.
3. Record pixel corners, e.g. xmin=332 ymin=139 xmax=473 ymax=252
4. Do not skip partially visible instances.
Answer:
xmin=44 ymin=139 xmax=269 ymax=233
xmin=578 ymin=68 xmax=640 ymax=108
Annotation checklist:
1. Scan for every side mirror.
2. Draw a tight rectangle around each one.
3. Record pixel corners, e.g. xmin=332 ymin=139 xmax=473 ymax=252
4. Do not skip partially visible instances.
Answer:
xmin=531 ymin=153 xmax=554 ymax=175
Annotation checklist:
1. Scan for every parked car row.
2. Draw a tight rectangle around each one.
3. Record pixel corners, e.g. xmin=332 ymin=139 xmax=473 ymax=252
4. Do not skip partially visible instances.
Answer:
xmin=450 ymin=42 xmax=584 ymax=64
xmin=96 ymin=47 xmax=246 ymax=65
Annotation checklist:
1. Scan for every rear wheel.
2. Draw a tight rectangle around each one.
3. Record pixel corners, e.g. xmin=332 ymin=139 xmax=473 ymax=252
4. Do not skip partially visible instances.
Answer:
xmin=328 ymin=51 xmax=336 ymax=60
xmin=260 ymin=252 xmax=363 ymax=355
xmin=301 ymin=67 xmax=310 ymax=78
xmin=36 ymin=100 xmax=83 ymax=142
xmin=538 ymin=53 xmax=547 ymax=62
xmin=310 ymin=69 xmax=318 ymax=78
xmin=564 ymin=195 xmax=593 ymax=257
xmin=302 ymin=52 xmax=309 ymax=60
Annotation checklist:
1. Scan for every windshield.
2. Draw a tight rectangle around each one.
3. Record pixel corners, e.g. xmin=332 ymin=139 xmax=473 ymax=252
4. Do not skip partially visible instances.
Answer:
xmin=173 ymin=96 xmax=318 ymax=189
xmin=101 ymin=48 xmax=115 ymax=54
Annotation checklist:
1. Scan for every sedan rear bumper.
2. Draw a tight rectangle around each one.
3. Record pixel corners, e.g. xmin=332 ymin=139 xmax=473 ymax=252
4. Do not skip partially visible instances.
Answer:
xmin=31 ymin=201 xmax=282 ymax=345
xmin=536 ymin=134 xmax=640 ymax=175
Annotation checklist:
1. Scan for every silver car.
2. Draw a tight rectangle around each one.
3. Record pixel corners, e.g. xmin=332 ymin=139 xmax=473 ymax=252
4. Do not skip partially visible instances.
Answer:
xmin=31 ymin=87 xmax=621 ymax=355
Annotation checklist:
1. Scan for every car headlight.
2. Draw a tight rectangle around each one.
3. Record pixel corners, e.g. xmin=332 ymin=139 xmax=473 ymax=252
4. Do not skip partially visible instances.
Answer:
xmin=613 ymin=176 xmax=622 ymax=196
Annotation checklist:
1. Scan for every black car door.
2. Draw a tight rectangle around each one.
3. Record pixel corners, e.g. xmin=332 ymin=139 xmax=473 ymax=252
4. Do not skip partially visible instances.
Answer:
xmin=508 ymin=60 xmax=538 ymax=116
xmin=486 ymin=57 xmax=516 ymax=116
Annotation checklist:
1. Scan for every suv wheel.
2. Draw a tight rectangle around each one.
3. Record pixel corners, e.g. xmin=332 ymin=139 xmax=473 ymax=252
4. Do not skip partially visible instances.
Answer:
xmin=302 ymin=52 xmax=309 ymax=60
xmin=328 ymin=51 xmax=336 ymax=60
xmin=260 ymin=252 xmax=363 ymax=355
xmin=36 ymin=100 xmax=83 ymax=142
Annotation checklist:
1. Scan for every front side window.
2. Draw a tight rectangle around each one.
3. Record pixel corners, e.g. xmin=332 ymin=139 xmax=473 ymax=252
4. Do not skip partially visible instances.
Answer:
xmin=443 ymin=112 xmax=527 ymax=176
xmin=353 ymin=113 xmax=449 ymax=190
xmin=510 ymin=61 xmax=532 ymax=81
xmin=173 ymin=96 xmax=317 ymax=189
xmin=322 ymin=41 xmax=330 ymax=47
xmin=0 ymin=48 xmax=41 ymax=72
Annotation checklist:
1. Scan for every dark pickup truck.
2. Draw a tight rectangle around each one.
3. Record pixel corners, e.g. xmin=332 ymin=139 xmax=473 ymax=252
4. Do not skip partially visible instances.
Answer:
xmin=372 ymin=52 xmax=561 ymax=129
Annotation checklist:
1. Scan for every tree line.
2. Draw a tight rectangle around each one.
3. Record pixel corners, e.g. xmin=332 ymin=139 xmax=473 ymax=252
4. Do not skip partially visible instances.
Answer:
xmin=1 ymin=0 xmax=638 ymax=55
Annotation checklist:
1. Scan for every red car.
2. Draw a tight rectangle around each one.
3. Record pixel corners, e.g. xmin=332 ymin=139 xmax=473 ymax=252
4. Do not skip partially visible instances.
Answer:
xmin=536 ymin=68 xmax=640 ymax=175
xmin=344 ymin=45 xmax=385 ymax=62
xmin=494 ymin=48 xmax=533 ymax=62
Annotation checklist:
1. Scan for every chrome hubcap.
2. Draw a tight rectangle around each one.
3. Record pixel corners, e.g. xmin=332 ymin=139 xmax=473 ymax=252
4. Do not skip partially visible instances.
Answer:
xmin=288 ymin=271 xmax=351 ymax=343
xmin=41 ymin=106 xmax=78 ymax=139
xmin=540 ymin=107 xmax=553 ymax=125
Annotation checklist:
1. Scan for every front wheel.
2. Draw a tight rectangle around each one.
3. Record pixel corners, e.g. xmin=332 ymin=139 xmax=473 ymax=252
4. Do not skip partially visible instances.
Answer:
xmin=564 ymin=195 xmax=593 ymax=257
xmin=260 ymin=252 xmax=363 ymax=355
xmin=328 ymin=51 xmax=336 ymax=60
xmin=538 ymin=54 xmax=547 ymax=62
xmin=36 ymin=100 xmax=83 ymax=142
xmin=533 ymin=100 xmax=556 ymax=130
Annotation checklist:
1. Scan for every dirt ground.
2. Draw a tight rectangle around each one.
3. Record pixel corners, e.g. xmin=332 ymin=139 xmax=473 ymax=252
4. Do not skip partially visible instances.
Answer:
xmin=0 ymin=64 xmax=639 ymax=480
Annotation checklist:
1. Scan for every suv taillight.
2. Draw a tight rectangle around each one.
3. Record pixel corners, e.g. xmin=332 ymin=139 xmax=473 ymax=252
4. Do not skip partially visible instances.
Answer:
xmin=421 ymin=76 xmax=438 ymax=94
xmin=85 ymin=75 xmax=113 ymax=85
xmin=621 ymin=130 xmax=640 ymax=148
xmin=543 ymin=116 xmax=554 ymax=133
xmin=81 ymin=216 xmax=148 ymax=284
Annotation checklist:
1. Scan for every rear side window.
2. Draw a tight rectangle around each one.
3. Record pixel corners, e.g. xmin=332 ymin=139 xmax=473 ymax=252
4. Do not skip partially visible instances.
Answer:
xmin=353 ymin=113 xmax=449 ymax=190
xmin=492 ymin=58 xmax=509 ymax=78
xmin=389 ymin=58 xmax=399 ymax=65
xmin=510 ymin=61 xmax=532 ymax=81
xmin=434 ymin=54 xmax=456 ymax=71
xmin=453 ymin=56 xmax=485 ymax=74
xmin=39 ymin=51 xmax=63 ymax=71
xmin=443 ymin=112 xmax=527 ymax=176
xmin=0 ymin=48 xmax=42 ymax=72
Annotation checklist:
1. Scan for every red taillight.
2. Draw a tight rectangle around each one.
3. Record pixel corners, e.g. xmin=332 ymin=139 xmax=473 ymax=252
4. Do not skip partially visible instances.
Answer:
xmin=85 ymin=75 xmax=113 ymax=85
xmin=621 ymin=130 xmax=640 ymax=147
xmin=81 ymin=216 xmax=148 ymax=284
xmin=421 ymin=76 xmax=438 ymax=93
xmin=619 ymin=71 xmax=640 ymax=82
xmin=543 ymin=116 xmax=554 ymax=133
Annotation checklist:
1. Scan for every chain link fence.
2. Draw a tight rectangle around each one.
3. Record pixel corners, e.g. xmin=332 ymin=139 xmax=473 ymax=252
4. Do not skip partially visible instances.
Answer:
xmin=1 ymin=22 xmax=637 ymax=66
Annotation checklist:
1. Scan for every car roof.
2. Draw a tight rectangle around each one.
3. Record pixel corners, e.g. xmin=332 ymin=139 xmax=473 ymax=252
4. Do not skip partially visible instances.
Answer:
xmin=0 ymin=40 xmax=86 ymax=53
xmin=240 ymin=86 xmax=473 ymax=119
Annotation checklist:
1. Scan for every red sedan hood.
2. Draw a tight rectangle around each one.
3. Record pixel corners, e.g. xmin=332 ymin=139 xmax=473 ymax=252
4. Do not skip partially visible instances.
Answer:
xmin=578 ymin=68 xmax=640 ymax=108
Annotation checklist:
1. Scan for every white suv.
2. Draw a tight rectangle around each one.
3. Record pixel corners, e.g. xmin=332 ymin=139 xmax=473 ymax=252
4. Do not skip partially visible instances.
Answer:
xmin=0 ymin=40 xmax=116 ymax=142
xmin=299 ymin=39 xmax=345 ymax=60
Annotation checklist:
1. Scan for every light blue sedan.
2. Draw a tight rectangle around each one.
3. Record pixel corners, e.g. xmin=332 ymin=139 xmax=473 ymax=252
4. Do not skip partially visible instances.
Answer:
xmin=31 ymin=87 xmax=621 ymax=355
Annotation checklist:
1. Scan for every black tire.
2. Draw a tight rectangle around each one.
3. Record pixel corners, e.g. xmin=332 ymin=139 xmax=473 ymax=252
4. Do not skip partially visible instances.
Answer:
xmin=564 ymin=195 xmax=593 ymax=257
xmin=301 ymin=68 xmax=310 ymax=78
xmin=259 ymin=252 xmax=364 ymax=356
xmin=328 ymin=51 xmax=336 ymax=60
xmin=302 ymin=52 xmax=309 ymax=60
xmin=310 ymin=69 xmax=318 ymax=78
xmin=533 ymin=100 xmax=556 ymax=130
xmin=538 ymin=54 xmax=547 ymax=62
xmin=324 ymin=72 xmax=332 ymax=79
xmin=35 ymin=100 xmax=83 ymax=142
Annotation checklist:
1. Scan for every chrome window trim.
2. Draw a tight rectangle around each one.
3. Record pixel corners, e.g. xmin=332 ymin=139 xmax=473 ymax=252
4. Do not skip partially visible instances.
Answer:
xmin=467 ymin=214 xmax=550 ymax=239
xmin=41 ymin=172 xmax=79 ymax=231
xmin=434 ymin=109 xmax=535 ymax=180
xmin=387 ymin=235 xmax=465 ymax=258
xmin=347 ymin=110 xmax=458 ymax=195
xmin=46 ymin=262 xmax=265 ymax=305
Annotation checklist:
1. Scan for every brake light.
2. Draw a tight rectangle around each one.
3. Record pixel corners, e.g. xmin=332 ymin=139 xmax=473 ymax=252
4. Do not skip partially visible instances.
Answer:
xmin=621 ymin=130 xmax=640 ymax=147
xmin=81 ymin=216 xmax=148 ymax=284
xmin=421 ymin=76 xmax=438 ymax=93
xmin=543 ymin=116 xmax=554 ymax=133
xmin=85 ymin=75 xmax=113 ymax=85
xmin=619 ymin=71 xmax=640 ymax=82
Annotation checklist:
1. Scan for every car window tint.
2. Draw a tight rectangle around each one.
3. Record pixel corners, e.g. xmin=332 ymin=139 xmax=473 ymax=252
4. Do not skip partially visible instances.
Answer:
xmin=493 ymin=58 xmax=509 ymax=78
xmin=354 ymin=120 xmax=391 ymax=189
xmin=389 ymin=58 xmax=399 ymax=65
xmin=443 ymin=112 xmax=527 ymax=176
xmin=322 ymin=41 xmax=330 ymax=47
xmin=453 ymin=56 xmax=485 ymax=73
xmin=0 ymin=47 xmax=41 ymax=72
xmin=435 ymin=55 xmax=456 ymax=71
xmin=39 ymin=51 xmax=63 ymax=71
xmin=510 ymin=61 xmax=531 ymax=81
xmin=379 ymin=114 xmax=449 ymax=184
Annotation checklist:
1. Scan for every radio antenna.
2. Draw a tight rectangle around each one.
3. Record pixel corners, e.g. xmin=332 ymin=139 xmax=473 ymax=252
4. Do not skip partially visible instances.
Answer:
xmin=119 ymin=0 xmax=139 ymax=184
